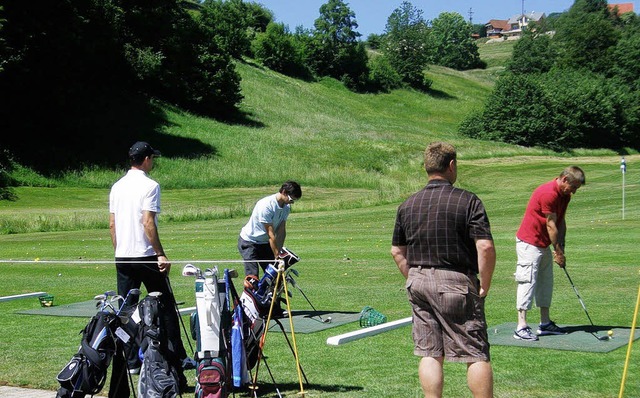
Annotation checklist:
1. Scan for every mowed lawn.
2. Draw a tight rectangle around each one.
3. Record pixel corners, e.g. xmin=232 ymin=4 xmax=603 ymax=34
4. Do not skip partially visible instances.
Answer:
xmin=1 ymin=155 xmax=639 ymax=397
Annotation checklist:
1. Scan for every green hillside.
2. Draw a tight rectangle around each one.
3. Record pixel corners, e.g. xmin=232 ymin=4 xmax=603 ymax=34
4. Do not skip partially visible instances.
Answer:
xmin=13 ymin=39 xmax=583 ymax=195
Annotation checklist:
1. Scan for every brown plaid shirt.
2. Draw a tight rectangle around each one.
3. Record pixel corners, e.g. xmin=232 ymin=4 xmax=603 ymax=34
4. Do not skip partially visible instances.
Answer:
xmin=392 ymin=179 xmax=493 ymax=273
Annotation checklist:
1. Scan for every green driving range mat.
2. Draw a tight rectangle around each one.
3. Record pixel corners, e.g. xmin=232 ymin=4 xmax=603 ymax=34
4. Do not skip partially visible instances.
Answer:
xmin=17 ymin=301 xmax=359 ymax=334
xmin=16 ymin=300 xmax=98 ymax=317
xmin=489 ymin=322 xmax=638 ymax=353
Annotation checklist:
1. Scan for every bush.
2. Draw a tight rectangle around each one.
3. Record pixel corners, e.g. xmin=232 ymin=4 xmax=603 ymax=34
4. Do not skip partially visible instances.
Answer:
xmin=252 ymin=22 xmax=312 ymax=79
xmin=367 ymin=54 xmax=403 ymax=92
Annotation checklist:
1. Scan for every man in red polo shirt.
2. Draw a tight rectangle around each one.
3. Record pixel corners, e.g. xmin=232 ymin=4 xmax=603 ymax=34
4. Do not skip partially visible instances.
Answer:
xmin=513 ymin=166 xmax=586 ymax=341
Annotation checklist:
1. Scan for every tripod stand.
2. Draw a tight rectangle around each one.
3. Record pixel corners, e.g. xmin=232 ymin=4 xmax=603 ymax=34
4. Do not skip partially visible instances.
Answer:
xmin=250 ymin=260 xmax=308 ymax=397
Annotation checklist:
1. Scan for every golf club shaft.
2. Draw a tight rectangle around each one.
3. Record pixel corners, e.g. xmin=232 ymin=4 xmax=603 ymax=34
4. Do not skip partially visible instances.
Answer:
xmin=563 ymin=267 xmax=607 ymax=341
xmin=165 ymin=276 xmax=195 ymax=355
xmin=293 ymin=282 xmax=328 ymax=322
xmin=563 ymin=267 xmax=596 ymax=327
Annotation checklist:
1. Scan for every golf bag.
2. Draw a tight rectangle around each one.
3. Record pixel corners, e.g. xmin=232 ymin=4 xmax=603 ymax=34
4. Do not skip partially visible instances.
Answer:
xmin=56 ymin=289 xmax=140 ymax=398
xmin=195 ymin=357 xmax=226 ymax=398
xmin=186 ymin=266 xmax=232 ymax=397
xmin=137 ymin=293 xmax=181 ymax=398
xmin=240 ymin=247 xmax=300 ymax=319
xmin=56 ymin=312 xmax=116 ymax=398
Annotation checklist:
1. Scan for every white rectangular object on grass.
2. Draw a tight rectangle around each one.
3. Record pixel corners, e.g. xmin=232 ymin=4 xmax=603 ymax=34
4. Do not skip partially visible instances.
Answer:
xmin=0 ymin=292 xmax=48 ymax=302
xmin=326 ymin=316 xmax=412 ymax=346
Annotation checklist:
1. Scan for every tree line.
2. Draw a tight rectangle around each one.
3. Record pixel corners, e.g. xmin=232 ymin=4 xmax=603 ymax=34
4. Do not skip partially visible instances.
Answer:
xmin=1 ymin=0 xmax=638 ymax=198
xmin=0 ymin=0 xmax=482 ymax=191
xmin=460 ymin=0 xmax=640 ymax=151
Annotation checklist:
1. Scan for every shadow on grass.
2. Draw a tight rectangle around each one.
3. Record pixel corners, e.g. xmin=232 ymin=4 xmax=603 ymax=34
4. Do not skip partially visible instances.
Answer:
xmin=564 ymin=324 xmax=632 ymax=334
xmin=1 ymin=92 xmax=220 ymax=175
xmin=232 ymin=381 xmax=364 ymax=396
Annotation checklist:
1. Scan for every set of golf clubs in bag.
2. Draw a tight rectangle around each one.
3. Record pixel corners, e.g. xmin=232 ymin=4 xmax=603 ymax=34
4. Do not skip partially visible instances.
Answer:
xmin=55 ymin=247 xmax=312 ymax=398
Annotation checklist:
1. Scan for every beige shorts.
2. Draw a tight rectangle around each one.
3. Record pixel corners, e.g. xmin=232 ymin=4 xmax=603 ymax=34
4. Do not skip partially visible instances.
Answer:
xmin=406 ymin=267 xmax=490 ymax=363
xmin=515 ymin=238 xmax=554 ymax=310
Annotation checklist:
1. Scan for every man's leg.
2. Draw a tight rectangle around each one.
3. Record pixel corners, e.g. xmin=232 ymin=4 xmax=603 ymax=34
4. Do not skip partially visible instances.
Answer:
xmin=419 ymin=356 xmax=444 ymax=398
xmin=515 ymin=240 xmax=543 ymax=329
xmin=535 ymin=248 xmax=554 ymax=324
xmin=115 ymin=261 xmax=143 ymax=371
xmin=467 ymin=361 xmax=493 ymax=398
xmin=238 ymin=237 xmax=263 ymax=277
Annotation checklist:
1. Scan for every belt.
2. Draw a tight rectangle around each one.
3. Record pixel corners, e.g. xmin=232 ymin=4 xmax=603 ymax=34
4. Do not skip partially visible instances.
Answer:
xmin=413 ymin=265 xmax=477 ymax=276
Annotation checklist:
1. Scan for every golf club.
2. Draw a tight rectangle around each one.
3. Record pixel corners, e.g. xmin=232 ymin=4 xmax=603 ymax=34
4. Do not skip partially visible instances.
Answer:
xmin=563 ymin=267 xmax=609 ymax=341
xmin=285 ymin=271 xmax=331 ymax=324
xmin=165 ymin=276 xmax=196 ymax=354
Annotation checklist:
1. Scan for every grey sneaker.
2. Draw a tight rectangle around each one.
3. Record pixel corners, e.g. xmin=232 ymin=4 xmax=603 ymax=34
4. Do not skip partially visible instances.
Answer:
xmin=514 ymin=326 xmax=539 ymax=341
xmin=537 ymin=321 xmax=567 ymax=336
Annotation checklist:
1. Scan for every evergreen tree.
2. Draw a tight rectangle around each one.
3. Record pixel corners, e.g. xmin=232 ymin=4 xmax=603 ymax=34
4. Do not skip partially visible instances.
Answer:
xmin=383 ymin=1 xmax=431 ymax=90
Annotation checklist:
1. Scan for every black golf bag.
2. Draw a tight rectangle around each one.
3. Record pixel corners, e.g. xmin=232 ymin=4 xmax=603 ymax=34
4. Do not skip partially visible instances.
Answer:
xmin=137 ymin=293 xmax=182 ymax=398
xmin=56 ymin=289 xmax=140 ymax=398
xmin=56 ymin=311 xmax=116 ymax=398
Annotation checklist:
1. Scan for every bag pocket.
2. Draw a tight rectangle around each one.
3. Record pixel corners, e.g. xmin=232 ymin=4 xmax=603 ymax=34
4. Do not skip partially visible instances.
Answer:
xmin=514 ymin=262 xmax=533 ymax=283
xmin=56 ymin=354 xmax=84 ymax=391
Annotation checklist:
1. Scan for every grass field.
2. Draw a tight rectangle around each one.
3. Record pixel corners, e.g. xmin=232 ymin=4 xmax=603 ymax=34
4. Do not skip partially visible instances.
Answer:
xmin=1 ymin=41 xmax=639 ymax=397
xmin=1 ymin=156 xmax=639 ymax=397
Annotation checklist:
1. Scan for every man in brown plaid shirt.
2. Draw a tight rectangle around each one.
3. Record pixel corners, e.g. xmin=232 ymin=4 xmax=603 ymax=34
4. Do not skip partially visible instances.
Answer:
xmin=391 ymin=142 xmax=496 ymax=398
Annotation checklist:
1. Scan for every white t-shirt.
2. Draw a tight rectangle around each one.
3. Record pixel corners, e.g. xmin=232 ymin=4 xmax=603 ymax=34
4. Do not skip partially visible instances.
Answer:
xmin=109 ymin=169 xmax=161 ymax=257
xmin=240 ymin=193 xmax=290 ymax=244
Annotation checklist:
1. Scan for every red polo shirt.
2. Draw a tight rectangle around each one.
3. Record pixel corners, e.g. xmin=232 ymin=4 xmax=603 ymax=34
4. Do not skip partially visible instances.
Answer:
xmin=516 ymin=179 xmax=571 ymax=248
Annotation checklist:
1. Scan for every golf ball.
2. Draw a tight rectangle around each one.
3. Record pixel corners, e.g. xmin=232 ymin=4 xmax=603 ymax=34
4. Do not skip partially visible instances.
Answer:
xmin=608 ymin=330 xmax=614 ymax=337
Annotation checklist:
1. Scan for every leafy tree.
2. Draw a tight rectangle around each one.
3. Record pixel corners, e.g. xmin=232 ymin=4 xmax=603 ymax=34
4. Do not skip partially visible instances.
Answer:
xmin=121 ymin=0 xmax=243 ymax=114
xmin=461 ymin=73 xmax=556 ymax=148
xmin=551 ymin=0 xmax=620 ymax=73
xmin=608 ymin=26 xmax=640 ymax=90
xmin=429 ymin=12 xmax=484 ymax=70
xmin=366 ymin=33 xmax=383 ymax=49
xmin=507 ymin=29 xmax=555 ymax=74
xmin=0 ymin=0 xmax=243 ymax=173
xmin=309 ymin=0 xmax=368 ymax=88
xmin=252 ymin=22 xmax=312 ymax=79
xmin=199 ymin=0 xmax=253 ymax=59
xmin=383 ymin=1 xmax=432 ymax=90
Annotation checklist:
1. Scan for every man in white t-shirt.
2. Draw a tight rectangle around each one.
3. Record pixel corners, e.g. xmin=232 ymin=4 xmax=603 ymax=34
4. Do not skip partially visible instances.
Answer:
xmin=108 ymin=141 xmax=192 ymax=395
xmin=238 ymin=180 xmax=302 ymax=279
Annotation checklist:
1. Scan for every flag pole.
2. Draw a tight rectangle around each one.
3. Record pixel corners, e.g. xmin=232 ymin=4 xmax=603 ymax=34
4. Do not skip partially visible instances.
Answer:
xmin=621 ymin=157 xmax=626 ymax=220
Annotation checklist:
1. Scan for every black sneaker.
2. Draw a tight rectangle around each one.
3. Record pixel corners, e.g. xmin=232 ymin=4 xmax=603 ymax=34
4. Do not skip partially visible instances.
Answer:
xmin=514 ymin=326 xmax=539 ymax=341
xmin=537 ymin=321 xmax=567 ymax=336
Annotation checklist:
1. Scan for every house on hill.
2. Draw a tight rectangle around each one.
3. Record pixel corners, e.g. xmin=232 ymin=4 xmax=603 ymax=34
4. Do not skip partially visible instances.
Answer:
xmin=608 ymin=3 xmax=634 ymax=16
xmin=503 ymin=11 xmax=545 ymax=39
xmin=485 ymin=19 xmax=510 ymax=39
xmin=485 ymin=11 xmax=545 ymax=40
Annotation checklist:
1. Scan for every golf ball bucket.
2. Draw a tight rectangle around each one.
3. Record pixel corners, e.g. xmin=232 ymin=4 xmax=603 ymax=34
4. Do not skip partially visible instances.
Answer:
xmin=359 ymin=306 xmax=387 ymax=328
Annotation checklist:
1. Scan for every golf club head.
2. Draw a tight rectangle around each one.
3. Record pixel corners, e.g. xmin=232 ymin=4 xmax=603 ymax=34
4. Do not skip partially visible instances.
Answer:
xmin=288 ymin=268 xmax=299 ymax=277
xmin=182 ymin=263 xmax=200 ymax=277
xmin=324 ymin=316 xmax=332 ymax=323
xmin=94 ymin=294 xmax=107 ymax=301
xmin=227 ymin=269 xmax=238 ymax=279
xmin=148 ymin=291 xmax=162 ymax=298
xmin=110 ymin=295 xmax=124 ymax=303
xmin=128 ymin=288 xmax=141 ymax=296
xmin=104 ymin=290 xmax=117 ymax=297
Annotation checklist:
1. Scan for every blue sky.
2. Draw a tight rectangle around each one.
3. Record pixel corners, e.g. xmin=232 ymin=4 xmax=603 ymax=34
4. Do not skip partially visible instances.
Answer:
xmin=254 ymin=1 xmax=637 ymax=37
